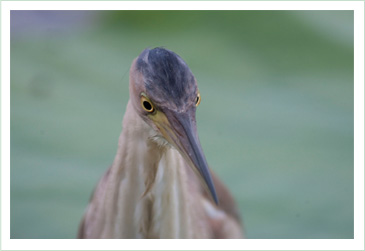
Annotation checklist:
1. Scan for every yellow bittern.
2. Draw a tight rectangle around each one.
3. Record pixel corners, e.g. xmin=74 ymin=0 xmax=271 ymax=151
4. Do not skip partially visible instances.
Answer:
xmin=78 ymin=48 xmax=243 ymax=238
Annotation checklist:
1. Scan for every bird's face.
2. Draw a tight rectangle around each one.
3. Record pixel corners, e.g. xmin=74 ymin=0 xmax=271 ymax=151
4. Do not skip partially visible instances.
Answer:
xmin=129 ymin=48 xmax=218 ymax=204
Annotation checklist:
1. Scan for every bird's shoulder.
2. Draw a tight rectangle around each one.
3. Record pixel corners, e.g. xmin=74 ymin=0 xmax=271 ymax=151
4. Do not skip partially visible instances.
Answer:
xmin=201 ymin=171 xmax=244 ymax=238
xmin=77 ymin=166 xmax=112 ymax=238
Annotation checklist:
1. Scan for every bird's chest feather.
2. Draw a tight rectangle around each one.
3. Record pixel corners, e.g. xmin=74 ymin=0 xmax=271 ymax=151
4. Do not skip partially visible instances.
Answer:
xmin=134 ymin=149 xmax=196 ymax=238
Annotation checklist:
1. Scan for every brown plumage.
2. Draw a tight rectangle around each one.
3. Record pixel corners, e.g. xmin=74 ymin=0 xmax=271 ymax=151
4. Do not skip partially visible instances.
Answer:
xmin=78 ymin=48 xmax=243 ymax=239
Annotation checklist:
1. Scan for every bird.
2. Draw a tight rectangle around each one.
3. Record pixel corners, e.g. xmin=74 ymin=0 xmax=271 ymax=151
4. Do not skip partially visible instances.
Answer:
xmin=78 ymin=47 xmax=243 ymax=239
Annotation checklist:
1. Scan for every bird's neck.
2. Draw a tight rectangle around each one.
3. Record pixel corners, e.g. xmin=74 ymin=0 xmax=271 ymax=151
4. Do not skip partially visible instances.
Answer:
xmin=109 ymin=101 xmax=205 ymax=238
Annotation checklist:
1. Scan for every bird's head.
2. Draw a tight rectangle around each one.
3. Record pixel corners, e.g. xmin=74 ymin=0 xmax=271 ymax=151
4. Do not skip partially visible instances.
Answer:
xmin=129 ymin=47 xmax=218 ymax=204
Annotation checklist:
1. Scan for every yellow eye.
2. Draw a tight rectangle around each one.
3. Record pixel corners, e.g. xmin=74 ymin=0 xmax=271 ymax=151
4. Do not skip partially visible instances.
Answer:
xmin=141 ymin=96 xmax=155 ymax=113
xmin=195 ymin=92 xmax=201 ymax=107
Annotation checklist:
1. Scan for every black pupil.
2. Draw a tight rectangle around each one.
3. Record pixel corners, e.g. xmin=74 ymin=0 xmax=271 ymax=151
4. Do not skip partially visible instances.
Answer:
xmin=196 ymin=96 xmax=199 ymax=104
xmin=143 ymin=101 xmax=152 ymax=111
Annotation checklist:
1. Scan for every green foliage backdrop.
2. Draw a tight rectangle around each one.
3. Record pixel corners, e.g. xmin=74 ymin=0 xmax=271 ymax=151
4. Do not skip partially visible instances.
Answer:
xmin=10 ymin=11 xmax=353 ymax=238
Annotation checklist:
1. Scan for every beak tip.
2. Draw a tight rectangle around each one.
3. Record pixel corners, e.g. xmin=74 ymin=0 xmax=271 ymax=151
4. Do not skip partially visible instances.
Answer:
xmin=213 ymin=193 xmax=219 ymax=205
xmin=207 ymin=180 xmax=219 ymax=205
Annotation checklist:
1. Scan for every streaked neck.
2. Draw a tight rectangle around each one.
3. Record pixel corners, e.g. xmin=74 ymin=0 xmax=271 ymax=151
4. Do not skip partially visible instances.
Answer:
xmin=110 ymin=101 xmax=203 ymax=238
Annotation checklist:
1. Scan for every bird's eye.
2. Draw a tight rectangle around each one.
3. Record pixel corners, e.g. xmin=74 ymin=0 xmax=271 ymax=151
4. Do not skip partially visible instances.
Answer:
xmin=141 ymin=96 xmax=155 ymax=113
xmin=195 ymin=92 xmax=201 ymax=107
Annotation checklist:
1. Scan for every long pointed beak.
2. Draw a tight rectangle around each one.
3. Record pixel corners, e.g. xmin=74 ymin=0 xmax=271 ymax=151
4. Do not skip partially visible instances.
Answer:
xmin=152 ymin=109 xmax=218 ymax=204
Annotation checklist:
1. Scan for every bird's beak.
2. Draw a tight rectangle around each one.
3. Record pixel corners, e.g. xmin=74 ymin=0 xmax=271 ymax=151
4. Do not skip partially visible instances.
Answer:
xmin=151 ymin=109 xmax=218 ymax=204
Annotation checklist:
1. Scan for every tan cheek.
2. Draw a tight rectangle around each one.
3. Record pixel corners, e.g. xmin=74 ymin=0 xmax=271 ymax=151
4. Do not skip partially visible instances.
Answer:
xmin=149 ymin=111 xmax=170 ymax=135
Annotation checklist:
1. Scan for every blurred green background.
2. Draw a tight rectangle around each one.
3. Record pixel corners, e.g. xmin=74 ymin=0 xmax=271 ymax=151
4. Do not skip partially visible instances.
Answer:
xmin=10 ymin=10 xmax=354 ymax=239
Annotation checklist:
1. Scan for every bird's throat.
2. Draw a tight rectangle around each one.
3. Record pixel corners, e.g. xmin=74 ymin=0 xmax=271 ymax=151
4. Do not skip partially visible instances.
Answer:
xmin=112 ymin=101 xmax=198 ymax=238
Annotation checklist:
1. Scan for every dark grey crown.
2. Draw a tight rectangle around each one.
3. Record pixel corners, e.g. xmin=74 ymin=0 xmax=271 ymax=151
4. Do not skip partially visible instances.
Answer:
xmin=136 ymin=47 xmax=196 ymax=108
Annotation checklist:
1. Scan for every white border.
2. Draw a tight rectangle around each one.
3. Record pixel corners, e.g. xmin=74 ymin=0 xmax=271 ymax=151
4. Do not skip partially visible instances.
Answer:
xmin=0 ymin=1 xmax=362 ymax=10
xmin=1 ymin=1 xmax=364 ymax=250
xmin=353 ymin=0 xmax=365 ymax=245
